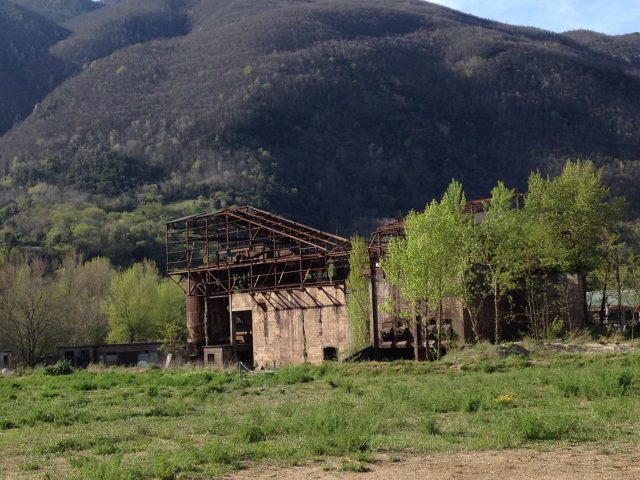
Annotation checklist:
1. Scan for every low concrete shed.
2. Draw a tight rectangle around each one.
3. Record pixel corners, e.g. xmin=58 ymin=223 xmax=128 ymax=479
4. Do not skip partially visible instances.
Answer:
xmin=59 ymin=342 xmax=165 ymax=367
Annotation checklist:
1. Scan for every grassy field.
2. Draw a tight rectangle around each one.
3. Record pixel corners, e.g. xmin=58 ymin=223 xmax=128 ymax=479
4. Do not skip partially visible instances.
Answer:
xmin=1 ymin=346 xmax=639 ymax=479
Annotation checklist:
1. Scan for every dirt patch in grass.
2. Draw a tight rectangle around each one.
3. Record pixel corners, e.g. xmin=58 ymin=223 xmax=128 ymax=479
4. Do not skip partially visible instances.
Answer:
xmin=227 ymin=445 xmax=640 ymax=480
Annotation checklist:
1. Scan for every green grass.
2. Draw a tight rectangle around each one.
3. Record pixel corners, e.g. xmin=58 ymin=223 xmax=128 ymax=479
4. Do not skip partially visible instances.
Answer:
xmin=1 ymin=350 xmax=640 ymax=479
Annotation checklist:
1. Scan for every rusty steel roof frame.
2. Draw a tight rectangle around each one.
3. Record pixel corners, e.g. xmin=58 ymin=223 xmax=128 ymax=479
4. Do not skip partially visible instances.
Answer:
xmin=166 ymin=206 xmax=351 ymax=298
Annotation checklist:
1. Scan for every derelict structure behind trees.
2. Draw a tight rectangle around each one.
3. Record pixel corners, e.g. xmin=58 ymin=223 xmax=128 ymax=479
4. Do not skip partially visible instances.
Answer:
xmin=367 ymin=194 xmax=586 ymax=355
xmin=166 ymin=206 xmax=352 ymax=367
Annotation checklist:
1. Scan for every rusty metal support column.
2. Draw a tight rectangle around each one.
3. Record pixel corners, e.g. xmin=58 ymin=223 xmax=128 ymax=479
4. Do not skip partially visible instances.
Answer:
xmin=368 ymin=264 xmax=380 ymax=359
xmin=186 ymin=290 xmax=205 ymax=356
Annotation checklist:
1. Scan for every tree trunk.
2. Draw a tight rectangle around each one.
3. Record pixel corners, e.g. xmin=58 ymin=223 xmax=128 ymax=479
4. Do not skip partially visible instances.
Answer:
xmin=493 ymin=282 xmax=500 ymax=344
xmin=543 ymin=273 xmax=550 ymax=337
xmin=437 ymin=299 xmax=443 ymax=360
xmin=526 ymin=276 xmax=539 ymax=339
xmin=615 ymin=247 xmax=623 ymax=328
xmin=412 ymin=301 xmax=419 ymax=362
xmin=599 ymin=270 xmax=608 ymax=325
xmin=565 ymin=281 xmax=572 ymax=334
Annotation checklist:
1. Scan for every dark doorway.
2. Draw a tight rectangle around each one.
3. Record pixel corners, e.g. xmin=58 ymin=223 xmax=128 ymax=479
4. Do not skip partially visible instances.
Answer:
xmin=64 ymin=350 xmax=75 ymax=365
xmin=323 ymin=346 xmax=338 ymax=361
xmin=118 ymin=351 xmax=138 ymax=366
xmin=234 ymin=310 xmax=254 ymax=366
xmin=207 ymin=297 xmax=230 ymax=345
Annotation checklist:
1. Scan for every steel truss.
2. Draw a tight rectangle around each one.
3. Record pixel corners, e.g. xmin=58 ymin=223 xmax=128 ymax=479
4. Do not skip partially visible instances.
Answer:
xmin=167 ymin=206 xmax=350 ymax=297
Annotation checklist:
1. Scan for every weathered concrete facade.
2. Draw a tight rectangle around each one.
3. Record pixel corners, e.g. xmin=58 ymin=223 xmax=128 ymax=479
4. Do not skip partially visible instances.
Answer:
xmin=231 ymin=286 xmax=348 ymax=368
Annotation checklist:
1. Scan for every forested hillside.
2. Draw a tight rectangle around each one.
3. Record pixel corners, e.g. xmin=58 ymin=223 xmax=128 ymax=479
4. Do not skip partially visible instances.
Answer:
xmin=0 ymin=0 xmax=69 ymax=134
xmin=8 ymin=0 xmax=101 ymax=22
xmin=1 ymin=0 xmax=640 ymax=267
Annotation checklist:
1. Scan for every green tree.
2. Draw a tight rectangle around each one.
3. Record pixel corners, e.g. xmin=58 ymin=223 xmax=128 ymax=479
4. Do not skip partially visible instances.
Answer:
xmin=476 ymin=181 xmax=519 ymax=343
xmin=155 ymin=279 xmax=186 ymax=354
xmin=515 ymin=172 xmax=570 ymax=338
xmin=346 ymin=235 xmax=371 ymax=354
xmin=55 ymin=251 xmax=114 ymax=346
xmin=104 ymin=260 xmax=183 ymax=343
xmin=542 ymin=161 xmax=621 ymax=320
xmin=625 ymin=253 xmax=640 ymax=340
xmin=383 ymin=180 xmax=471 ymax=356
xmin=459 ymin=226 xmax=488 ymax=343
xmin=0 ymin=255 xmax=60 ymax=366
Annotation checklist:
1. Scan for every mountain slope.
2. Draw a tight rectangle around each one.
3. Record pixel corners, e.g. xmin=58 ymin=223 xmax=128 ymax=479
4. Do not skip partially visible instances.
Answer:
xmin=0 ymin=0 xmax=640 ymax=263
xmin=53 ymin=0 xmax=188 ymax=67
xmin=564 ymin=30 xmax=640 ymax=69
xmin=8 ymin=0 xmax=101 ymax=22
xmin=0 ymin=0 xmax=69 ymax=134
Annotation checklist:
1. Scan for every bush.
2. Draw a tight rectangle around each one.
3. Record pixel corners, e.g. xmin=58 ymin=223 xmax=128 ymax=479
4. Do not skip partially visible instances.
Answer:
xmin=420 ymin=414 xmax=440 ymax=435
xmin=548 ymin=318 xmax=565 ymax=339
xmin=44 ymin=359 xmax=74 ymax=376
xmin=239 ymin=421 xmax=267 ymax=443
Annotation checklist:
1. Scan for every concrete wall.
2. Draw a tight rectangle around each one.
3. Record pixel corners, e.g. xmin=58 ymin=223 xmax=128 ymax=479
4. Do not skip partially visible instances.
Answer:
xmin=371 ymin=272 xmax=470 ymax=345
xmin=231 ymin=286 xmax=349 ymax=368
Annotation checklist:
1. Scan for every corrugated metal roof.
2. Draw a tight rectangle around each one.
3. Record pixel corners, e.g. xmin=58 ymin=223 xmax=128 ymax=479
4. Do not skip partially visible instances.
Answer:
xmin=587 ymin=290 xmax=639 ymax=309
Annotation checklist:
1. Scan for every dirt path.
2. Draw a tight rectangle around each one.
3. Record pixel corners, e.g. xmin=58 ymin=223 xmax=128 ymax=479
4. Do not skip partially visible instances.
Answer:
xmin=226 ymin=446 xmax=640 ymax=479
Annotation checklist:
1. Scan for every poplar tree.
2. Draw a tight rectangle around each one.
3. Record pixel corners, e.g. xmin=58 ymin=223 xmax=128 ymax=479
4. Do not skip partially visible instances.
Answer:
xmin=383 ymin=180 xmax=471 ymax=356
xmin=515 ymin=173 xmax=569 ymax=337
xmin=476 ymin=182 xmax=518 ymax=343
xmin=527 ymin=161 xmax=621 ymax=327
xmin=346 ymin=235 xmax=371 ymax=354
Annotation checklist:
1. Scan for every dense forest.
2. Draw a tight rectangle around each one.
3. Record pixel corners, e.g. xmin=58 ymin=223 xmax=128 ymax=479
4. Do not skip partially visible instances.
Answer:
xmin=1 ymin=0 xmax=640 ymax=268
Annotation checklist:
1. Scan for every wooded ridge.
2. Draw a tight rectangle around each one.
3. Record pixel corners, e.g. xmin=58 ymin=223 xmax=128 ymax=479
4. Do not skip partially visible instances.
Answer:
xmin=0 ymin=0 xmax=640 ymax=266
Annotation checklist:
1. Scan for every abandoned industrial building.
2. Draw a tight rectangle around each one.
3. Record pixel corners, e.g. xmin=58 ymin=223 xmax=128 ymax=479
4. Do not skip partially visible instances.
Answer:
xmin=166 ymin=206 xmax=352 ymax=368
xmin=367 ymin=214 xmax=586 ymax=357
xmin=167 ymin=204 xmax=587 ymax=367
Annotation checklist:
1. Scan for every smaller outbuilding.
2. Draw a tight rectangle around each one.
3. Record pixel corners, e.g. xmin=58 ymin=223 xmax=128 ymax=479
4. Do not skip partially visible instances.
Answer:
xmin=59 ymin=342 xmax=166 ymax=367
xmin=587 ymin=290 xmax=640 ymax=328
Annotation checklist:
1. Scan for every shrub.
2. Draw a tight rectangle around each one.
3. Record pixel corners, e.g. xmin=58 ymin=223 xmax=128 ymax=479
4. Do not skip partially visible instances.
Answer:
xmin=239 ymin=421 xmax=267 ymax=443
xmin=420 ymin=414 xmax=440 ymax=435
xmin=548 ymin=318 xmax=565 ymax=339
xmin=44 ymin=359 xmax=74 ymax=376
xmin=0 ymin=418 xmax=16 ymax=430
xmin=199 ymin=441 xmax=243 ymax=469
xmin=617 ymin=371 xmax=633 ymax=393
xmin=464 ymin=397 xmax=482 ymax=413
xmin=339 ymin=460 xmax=371 ymax=472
